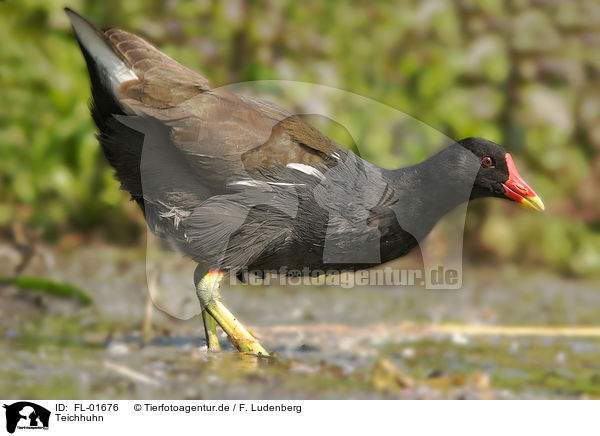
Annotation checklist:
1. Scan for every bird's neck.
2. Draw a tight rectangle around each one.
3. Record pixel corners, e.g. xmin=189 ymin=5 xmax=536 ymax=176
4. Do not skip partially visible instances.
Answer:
xmin=384 ymin=144 xmax=480 ymax=241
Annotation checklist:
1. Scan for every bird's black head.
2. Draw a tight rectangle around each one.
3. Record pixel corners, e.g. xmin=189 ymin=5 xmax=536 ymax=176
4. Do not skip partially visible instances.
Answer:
xmin=458 ymin=137 xmax=544 ymax=211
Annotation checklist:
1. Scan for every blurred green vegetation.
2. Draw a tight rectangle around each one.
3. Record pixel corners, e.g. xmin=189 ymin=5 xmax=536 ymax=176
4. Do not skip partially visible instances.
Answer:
xmin=0 ymin=275 xmax=93 ymax=305
xmin=0 ymin=0 xmax=599 ymax=274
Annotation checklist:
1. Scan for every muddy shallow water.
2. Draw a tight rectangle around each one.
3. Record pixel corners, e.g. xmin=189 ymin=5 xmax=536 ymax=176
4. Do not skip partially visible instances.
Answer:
xmin=1 ymin=244 xmax=599 ymax=399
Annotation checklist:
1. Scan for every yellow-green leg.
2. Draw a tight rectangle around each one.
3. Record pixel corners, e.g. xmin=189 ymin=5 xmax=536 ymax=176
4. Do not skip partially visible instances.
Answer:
xmin=201 ymin=309 xmax=220 ymax=352
xmin=194 ymin=267 xmax=221 ymax=352
xmin=194 ymin=265 xmax=269 ymax=356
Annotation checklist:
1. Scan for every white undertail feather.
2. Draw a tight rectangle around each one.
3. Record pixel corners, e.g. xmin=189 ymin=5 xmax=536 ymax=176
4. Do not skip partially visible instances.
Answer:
xmin=65 ymin=9 xmax=138 ymax=102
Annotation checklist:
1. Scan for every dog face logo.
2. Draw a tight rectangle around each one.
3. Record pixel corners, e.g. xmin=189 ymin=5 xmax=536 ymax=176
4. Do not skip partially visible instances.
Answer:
xmin=3 ymin=402 xmax=50 ymax=434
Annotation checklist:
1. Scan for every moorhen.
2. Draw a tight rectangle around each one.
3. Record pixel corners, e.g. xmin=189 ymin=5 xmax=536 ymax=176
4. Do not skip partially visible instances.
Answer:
xmin=66 ymin=9 xmax=544 ymax=356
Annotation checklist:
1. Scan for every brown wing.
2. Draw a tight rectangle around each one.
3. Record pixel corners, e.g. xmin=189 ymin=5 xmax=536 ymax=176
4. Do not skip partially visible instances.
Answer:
xmin=99 ymin=28 xmax=348 ymax=183
xmin=105 ymin=28 xmax=212 ymax=108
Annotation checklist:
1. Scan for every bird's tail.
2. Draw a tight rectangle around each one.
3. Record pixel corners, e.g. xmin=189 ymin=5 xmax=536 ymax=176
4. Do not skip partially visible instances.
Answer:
xmin=65 ymin=8 xmax=144 ymax=204
xmin=64 ymin=8 xmax=138 ymax=123
xmin=65 ymin=9 xmax=214 ymax=208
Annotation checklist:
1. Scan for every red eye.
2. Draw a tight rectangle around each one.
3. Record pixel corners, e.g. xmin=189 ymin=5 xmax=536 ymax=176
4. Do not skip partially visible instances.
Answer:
xmin=482 ymin=156 xmax=493 ymax=167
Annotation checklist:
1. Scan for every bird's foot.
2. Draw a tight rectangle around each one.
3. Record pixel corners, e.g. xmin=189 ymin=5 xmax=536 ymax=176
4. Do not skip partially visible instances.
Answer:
xmin=195 ymin=266 xmax=269 ymax=357
xmin=207 ymin=300 xmax=269 ymax=357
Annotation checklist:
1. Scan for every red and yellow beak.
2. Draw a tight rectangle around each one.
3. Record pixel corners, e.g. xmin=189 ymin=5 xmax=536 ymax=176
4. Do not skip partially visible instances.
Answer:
xmin=502 ymin=153 xmax=545 ymax=211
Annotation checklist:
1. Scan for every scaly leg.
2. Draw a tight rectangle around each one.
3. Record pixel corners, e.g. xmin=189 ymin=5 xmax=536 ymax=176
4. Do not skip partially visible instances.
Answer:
xmin=201 ymin=308 xmax=221 ymax=352
xmin=194 ymin=265 xmax=221 ymax=351
xmin=194 ymin=265 xmax=269 ymax=356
